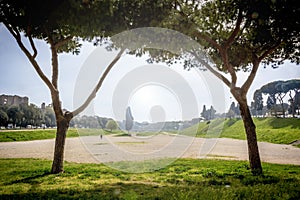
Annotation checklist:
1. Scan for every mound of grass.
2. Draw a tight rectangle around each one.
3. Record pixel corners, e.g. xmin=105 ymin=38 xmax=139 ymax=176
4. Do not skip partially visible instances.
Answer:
xmin=0 ymin=158 xmax=299 ymax=199
xmin=180 ymin=117 xmax=300 ymax=145
xmin=254 ymin=118 xmax=300 ymax=144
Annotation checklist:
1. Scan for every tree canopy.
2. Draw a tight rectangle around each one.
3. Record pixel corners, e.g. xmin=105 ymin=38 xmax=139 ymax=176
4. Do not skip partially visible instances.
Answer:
xmin=161 ymin=0 xmax=299 ymax=71
xmin=0 ymin=0 xmax=175 ymax=52
xmin=0 ymin=0 xmax=176 ymax=174
xmin=201 ymin=105 xmax=216 ymax=120
xmin=106 ymin=119 xmax=118 ymax=132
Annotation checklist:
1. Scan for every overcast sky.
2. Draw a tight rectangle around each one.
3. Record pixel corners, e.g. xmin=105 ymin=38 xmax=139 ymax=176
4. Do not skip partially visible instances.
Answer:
xmin=1 ymin=25 xmax=299 ymax=122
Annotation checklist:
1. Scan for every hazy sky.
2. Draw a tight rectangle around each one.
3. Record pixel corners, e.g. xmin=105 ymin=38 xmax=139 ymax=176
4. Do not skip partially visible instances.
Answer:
xmin=0 ymin=25 xmax=299 ymax=122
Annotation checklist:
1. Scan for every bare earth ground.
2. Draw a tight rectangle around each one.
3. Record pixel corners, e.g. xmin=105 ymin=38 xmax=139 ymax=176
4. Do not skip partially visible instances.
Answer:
xmin=0 ymin=134 xmax=299 ymax=165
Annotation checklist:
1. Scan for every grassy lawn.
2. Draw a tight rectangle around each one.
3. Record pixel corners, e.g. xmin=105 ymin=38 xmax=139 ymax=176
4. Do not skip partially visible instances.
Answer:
xmin=0 ymin=158 xmax=299 ymax=199
xmin=0 ymin=128 xmax=118 ymax=142
xmin=0 ymin=129 xmax=78 ymax=142
xmin=181 ymin=118 xmax=300 ymax=145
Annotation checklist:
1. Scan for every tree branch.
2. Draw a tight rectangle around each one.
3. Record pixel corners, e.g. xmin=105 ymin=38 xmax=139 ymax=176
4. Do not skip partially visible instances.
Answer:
xmin=224 ymin=9 xmax=243 ymax=48
xmin=242 ymin=41 xmax=282 ymax=94
xmin=50 ymin=44 xmax=59 ymax=89
xmin=54 ymin=36 xmax=73 ymax=49
xmin=221 ymin=10 xmax=244 ymax=88
xmin=193 ymin=31 xmax=222 ymax=52
xmin=176 ymin=1 xmax=234 ymax=87
xmin=175 ymin=2 xmax=222 ymax=52
xmin=28 ymin=34 xmax=38 ymax=58
xmin=3 ymin=22 xmax=56 ymax=93
xmin=189 ymin=50 xmax=231 ymax=88
xmin=4 ymin=22 xmax=20 ymax=41
xmin=72 ymin=48 xmax=125 ymax=117
xmin=44 ymin=28 xmax=59 ymax=89
xmin=218 ymin=48 xmax=237 ymax=87
xmin=258 ymin=41 xmax=282 ymax=62
xmin=241 ymin=54 xmax=260 ymax=93
xmin=26 ymin=25 xmax=38 ymax=58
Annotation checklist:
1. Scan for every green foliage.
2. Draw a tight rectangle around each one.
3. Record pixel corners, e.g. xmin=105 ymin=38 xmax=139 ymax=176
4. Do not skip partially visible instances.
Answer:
xmin=6 ymin=106 xmax=23 ymax=126
xmin=105 ymin=120 xmax=118 ymax=132
xmin=0 ymin=0 xmax=175 ymax=54
xmin=0 ymin=103 xmax=55 ymax=128
xmin=163 ymin=0 xmax=300 ymax=70
xmin=0 ymin=158 xmax=299 ymax=199
xmin=0 ymin=110 xmax=8 ymax=127
xmin=201 ymin=105 xmax=216 ymax=120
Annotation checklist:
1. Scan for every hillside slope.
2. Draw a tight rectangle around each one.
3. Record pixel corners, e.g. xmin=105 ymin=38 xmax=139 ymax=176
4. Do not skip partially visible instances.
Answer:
xmin=180 ymin=118 xmax=300 ymax=145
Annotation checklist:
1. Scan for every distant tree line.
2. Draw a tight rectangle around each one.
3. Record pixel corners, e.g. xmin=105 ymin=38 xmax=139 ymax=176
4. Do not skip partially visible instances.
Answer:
xmin=200 ymin=103 xmax=241 ymax=121
xmin=226 ymin=102 xmax=241 ymax=119
xmin=0 ymin=103 xmax=118 ymax=130
xmin=71 ymin=115 xmax=110 ymax=129
xmin=201 ymin=105 xmax=216 ymax=120
xmin=252 ymin=79 xmax=300 ymax=117
xmin=2 ymin=79 xmax=298 ymax=129
xmin=0 ymin=104 xmax=55 ymax=128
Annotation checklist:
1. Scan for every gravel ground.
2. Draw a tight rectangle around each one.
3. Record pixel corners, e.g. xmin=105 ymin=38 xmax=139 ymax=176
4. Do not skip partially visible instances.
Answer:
xmin=0 ymin=134 xmax=299 ymax=165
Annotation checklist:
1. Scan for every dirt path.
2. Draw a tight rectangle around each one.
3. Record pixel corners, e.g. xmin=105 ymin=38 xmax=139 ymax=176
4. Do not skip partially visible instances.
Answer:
xmin=0 ymin=134 xmax=299 ymax=165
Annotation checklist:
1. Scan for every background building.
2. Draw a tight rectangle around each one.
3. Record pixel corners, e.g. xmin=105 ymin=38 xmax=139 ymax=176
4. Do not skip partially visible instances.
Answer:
xmin=0 ymin=94 xmax=29 ymax=106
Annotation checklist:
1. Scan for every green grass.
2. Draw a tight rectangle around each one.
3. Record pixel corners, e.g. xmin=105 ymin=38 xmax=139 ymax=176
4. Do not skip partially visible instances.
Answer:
xmin=116 ymin=141 xmax=146 ymax=144
xmin=180 ymin=117 xmax=300 ymax=145
xmin=77 ymin=128 xmax=112 ymax=136
xmin=0 ymin=128 xmax=121 ymax=142
xmin=0 ymin=158 xmax=299 ymax=199
xmin=135 ymin=132 xmax=161 ymax=137
xmin=0 ymin=129 xmax=79 ymax=142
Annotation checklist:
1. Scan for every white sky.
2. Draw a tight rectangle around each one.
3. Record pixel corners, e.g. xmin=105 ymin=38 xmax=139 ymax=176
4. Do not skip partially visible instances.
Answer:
xmin=0 ymin=25 xmax=299 ymax=122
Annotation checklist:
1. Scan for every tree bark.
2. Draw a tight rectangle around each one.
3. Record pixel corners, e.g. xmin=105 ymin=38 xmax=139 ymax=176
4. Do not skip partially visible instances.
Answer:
xmin=51 ymin=115 xmax=71 ymax=174
xmin=232 ymin=88 xmax=263 ymax=175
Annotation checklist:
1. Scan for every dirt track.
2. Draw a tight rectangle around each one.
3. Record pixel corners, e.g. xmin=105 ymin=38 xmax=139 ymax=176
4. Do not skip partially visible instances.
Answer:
xmin=0 ymin=134 xmax=299 ymax=165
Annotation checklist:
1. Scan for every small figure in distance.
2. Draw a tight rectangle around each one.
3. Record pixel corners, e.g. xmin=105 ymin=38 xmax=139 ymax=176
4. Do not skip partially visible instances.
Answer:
xmin=100 ymin=134 xmax=103 ymax=139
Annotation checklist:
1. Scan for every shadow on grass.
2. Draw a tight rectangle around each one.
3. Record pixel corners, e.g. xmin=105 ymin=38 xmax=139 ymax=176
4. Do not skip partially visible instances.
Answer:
xmin=113 ymin=133 xmax=131 ymax=137
xmin=224 ymin=118 xmax=240 ymax=127
xmin=1 ymin=179 xmax=300 ymax=200
xmin=268 ymin=118 xmax=300 ymax=129
xmin=1 ymin=158 xmax=300 ymax=199
xmin=5 ymin=172 xmax=51 ymax=185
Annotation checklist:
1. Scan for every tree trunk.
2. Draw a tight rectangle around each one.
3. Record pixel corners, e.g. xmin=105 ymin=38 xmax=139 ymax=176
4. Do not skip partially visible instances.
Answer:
xmin=282 ymin=105 xmax=285 ymax=118
xmin=289 ymin=91 xmax=295 ymax=118
xmin=238 ymin=99 xmax=263 ymax=175
xmin=232 ymin=88 xmax=263 ymax=175
xmin=51 ymin=117 xmax=70 ymax=174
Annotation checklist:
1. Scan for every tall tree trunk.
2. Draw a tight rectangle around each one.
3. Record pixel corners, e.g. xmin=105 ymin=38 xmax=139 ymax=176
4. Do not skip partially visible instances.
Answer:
xmin=232 ymin=88 xmax=263 ymax=175
xmin=238 ymin=99 xmax=263 ymax=175
xmin=51 ymin=116 xmax=70 ymax=174
xmin=289 ymin=91 xmax=295 ymax=118
xmin=282 ymin=104 xmax=285 ymax=118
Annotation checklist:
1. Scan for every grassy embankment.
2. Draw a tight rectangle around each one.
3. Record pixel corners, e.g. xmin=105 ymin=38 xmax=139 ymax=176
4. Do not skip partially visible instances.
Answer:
xmin=0 ymin=158 xmax=299 ymax=199
xmin=180 ymin=117 xmax=300 ymax=146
